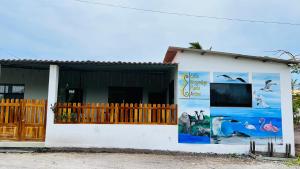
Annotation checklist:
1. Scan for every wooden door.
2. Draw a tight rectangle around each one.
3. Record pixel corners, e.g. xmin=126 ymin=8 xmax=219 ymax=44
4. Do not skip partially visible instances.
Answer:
xmin=0 ymin=99 xmax=47 ymax=141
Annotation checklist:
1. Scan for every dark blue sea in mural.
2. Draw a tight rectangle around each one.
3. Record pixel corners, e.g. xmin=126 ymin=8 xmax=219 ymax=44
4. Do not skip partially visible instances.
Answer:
xmin=178 ymin=134 xmax=210 ymax=144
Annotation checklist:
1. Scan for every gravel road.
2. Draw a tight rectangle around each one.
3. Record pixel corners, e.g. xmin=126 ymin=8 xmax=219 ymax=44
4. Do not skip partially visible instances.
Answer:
xmin=0 ymin=152 xmax=298 ymax=169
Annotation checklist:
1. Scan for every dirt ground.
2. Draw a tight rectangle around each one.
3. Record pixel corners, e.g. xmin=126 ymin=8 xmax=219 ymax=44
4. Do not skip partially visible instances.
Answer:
xmin=0 ymin=152 xmax=298 ymax=169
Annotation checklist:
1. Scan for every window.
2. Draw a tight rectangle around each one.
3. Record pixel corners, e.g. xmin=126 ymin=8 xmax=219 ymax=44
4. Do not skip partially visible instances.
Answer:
xmin=210 ymin=83 xmax=252 ymax=107
xmin=0 ymin=84 xmax=25 ymax=100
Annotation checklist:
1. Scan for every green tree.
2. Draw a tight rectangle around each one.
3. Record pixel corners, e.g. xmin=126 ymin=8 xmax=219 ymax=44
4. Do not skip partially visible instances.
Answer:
xmin=189 ymin=42 xmax=202 ymax=49
xmin=292 ymin=79 xmax=299 ymax=92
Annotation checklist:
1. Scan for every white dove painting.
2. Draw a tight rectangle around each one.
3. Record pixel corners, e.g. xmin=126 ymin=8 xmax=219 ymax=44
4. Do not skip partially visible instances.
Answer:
xmin=213 ymin=72 xmax=248 ymax=83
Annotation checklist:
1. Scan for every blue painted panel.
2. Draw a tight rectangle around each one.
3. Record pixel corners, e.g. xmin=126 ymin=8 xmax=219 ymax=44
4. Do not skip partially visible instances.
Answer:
xmin=178 ymin=71 xmax=210 ymax=99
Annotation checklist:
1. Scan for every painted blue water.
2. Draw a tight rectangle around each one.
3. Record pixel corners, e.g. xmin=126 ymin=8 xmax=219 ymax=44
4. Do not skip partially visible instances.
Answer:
xmin=179 ymin=134 xmax=210 ymax=144
xmin=211 ymin=107 xmax=282 ymax=118
xmin=211 ymin=108 xmax=282 ymax=138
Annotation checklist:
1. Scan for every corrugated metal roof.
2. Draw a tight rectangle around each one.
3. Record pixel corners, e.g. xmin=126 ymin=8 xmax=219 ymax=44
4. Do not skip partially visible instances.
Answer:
xmin=164 ymin=46 xmax=299 ymax=65
xmin=0 ymin=59 xmax=177 ymax=66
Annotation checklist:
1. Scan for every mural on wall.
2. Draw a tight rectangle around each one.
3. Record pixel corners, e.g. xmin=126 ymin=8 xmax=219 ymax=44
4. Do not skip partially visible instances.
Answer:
xmin=178 ymin=71 xmax=282 ymax=145
xmin=213 ymin=72 xmax=248 ymax=83
xmin=178 ymin=100 xmax=211 ymax=143
xmin=210 ymin=73 xmax=282 ymax=145
xmin=178 ymin=71 xmax=210 ymax=144
xmin=178 ymin=71 xmax=210 ymax=99
xmin=252 ymin=73 xmax=281 ymax=109
xmin=210 ymin=108 xmax=282 ymax=144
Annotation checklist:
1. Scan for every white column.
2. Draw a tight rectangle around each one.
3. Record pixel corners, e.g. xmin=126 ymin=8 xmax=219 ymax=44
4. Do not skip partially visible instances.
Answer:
xmin=45 ymin=65 xmax=59 ymax=146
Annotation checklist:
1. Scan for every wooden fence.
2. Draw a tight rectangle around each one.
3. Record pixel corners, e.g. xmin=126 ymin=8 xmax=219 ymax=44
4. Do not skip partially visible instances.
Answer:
xmin=54 ymin=103 xmax=177 ymax=125
xmin=0 ymin=99 xmax=47 ymax=141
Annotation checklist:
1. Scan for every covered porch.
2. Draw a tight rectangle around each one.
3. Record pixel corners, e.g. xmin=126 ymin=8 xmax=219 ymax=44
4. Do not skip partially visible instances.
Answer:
xmin=54 ymin=61 xmax=178 ymax=125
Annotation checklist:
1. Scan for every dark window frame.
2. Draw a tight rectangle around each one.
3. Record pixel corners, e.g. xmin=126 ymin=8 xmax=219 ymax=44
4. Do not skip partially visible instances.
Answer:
xmin=0 ymin=84 xmax=25 ymax=100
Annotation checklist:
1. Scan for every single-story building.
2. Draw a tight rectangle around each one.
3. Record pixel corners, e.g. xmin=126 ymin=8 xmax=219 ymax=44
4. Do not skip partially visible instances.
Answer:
xmin=0 ymin=46 xmax=297 ymax=156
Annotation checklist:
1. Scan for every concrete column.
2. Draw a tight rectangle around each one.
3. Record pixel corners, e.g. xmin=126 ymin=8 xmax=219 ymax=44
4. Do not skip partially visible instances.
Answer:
xmin=45 ymin=65 xmax=59 ymax=145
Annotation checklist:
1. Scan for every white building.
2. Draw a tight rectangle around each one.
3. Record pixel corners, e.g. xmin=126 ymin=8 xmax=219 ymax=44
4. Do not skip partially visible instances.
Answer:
xmin=0 ymin=46 xmax=296 ymax=156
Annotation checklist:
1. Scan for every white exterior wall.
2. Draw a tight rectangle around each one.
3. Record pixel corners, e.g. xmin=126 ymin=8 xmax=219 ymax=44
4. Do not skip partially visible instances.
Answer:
xmin=45 ymin=51 xmax=294 ymax=156
xmin=174 ymin=51 xmax=294 ymax=155
xmin=0 ymin=68 xmax=49 ymax=99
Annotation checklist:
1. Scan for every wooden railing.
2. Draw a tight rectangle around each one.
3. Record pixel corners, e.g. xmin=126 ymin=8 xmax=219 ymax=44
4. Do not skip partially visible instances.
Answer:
xmin=54 ymin=103 xmax=177 ymax=125
xmin=0 ymin=99 xmax=47 ymax=141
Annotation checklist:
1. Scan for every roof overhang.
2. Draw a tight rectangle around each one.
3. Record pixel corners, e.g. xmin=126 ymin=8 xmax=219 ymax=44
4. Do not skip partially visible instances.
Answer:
xmin=163 ymin=46 xmax=299 ymax=65
xmin=0 ymin=59 xmax=178 ymax=71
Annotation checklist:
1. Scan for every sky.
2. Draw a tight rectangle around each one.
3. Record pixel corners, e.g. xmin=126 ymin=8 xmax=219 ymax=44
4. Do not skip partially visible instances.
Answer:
xmin=0 ymin=0 xmax=299 ymax=63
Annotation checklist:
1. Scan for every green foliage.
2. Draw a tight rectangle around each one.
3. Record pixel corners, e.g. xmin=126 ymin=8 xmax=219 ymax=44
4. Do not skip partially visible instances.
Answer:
xmin=189 ymin=42 xmax=202 ymax=49
xmin=286 ymin=156 xmax=300 ymax=166
xmin=293 ymin=94 xmax=300 ymax=125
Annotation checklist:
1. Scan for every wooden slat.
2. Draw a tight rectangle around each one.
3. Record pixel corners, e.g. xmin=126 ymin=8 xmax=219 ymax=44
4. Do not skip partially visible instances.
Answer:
xmin=105 ymin=103 xmax=110 ymax=123
xmin=96 ymin=103 xmax=100 ymax=123
xmin=91 ymin=103 xmax=95 ymax=123
xmin=129 ymin=103 xmax=133 ymax=122
xmin=124 ymin=103 xmax=129 ymax=122
xmin=166 ymin=104 xmax=170 ymax=124
xmin=143 ymin=104 xmax=147 ymax=123
xmin=152 ymin=104 xmax=156 ymax=123
xmin=147 ymin=104 xmax=152 ymax=123
xmin=120 ymin=103 xmax=124 ymax=122
xmin=5 ymin=99 xmax=10 ymax=123
xmin=138 ymin=103 xmax=143 ymax=123
xmin=134 ymin=103 xmax=138 ymax=122
xmin=0 ymin=99 xmax=4 ymax=123
xmin=161 ymin=104 xmax=166 ymax=123
xmin=114 ymin=103 xmax=119 ymax=124
xmin=110 ymin=103 xmax=114 ymax=123
xmin=157 ymin=104 xmax=161 ymax=124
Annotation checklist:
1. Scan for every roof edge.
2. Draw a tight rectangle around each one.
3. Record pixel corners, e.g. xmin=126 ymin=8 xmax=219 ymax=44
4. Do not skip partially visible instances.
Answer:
xmin=163 ymin=46 xmax=299 ymax=65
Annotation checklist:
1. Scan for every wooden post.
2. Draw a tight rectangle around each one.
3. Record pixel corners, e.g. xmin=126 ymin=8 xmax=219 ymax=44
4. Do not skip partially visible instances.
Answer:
xmin=143 ymin=104 xmax=147 ymax=123
xmin=0 ymin=99 xmax=4 ymax=123
xmin=67 ymin=103 xmax=72 ymax=123
xmin=120 ymin=103 xmax=124 ymax=123
xmin=5 ymin=99 xmax=10 ymax=123
xmin=125 ymin=103 xmax=129 ymax=123
xmin=105 ymin=103 xmax=110 ymax=123
xmin=147 ymin=104 xmax=152 ymax=123
xmin=100 ymin=103 xmax=105 ymax=123
xmin=152 ymin=104 xmax=156 ymax=123
xmin=157 ymin=104 xmax=161 ymax=124
xmin=129 ymin=103 xmax=133 ymax=123
xmin=138 ymin=103 xmax=143 ymax=123
xmin=161 ymin=104 xmax=166 ymax=123
xmin=115 ymin=103 xmax=119 ymax=124
xmin=96 ymin=103 xmax=100 ymax=123
xmin=166 ymin=104 xmax=170 ymax=124
xmin=134 ymin=103 xmax=138 ymax=122
xmin=91 ymin=103 xmax=95 ymax=123
xmin=110 ymin=103 xmax=114 ymax=123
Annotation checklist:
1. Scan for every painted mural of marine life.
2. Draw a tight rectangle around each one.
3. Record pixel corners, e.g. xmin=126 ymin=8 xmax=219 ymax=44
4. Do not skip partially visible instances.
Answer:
xmin=252 ymin=73 xmax=281 ymax=108
xmin=178 ymin=71 xmax=210 ymax=99
xmin=178 ymin=99 xmax=211 ymax=144
xmin=213 ymin=72 xmax=248 ymax=83
xmin=210 ymin=108 xmax=283 ymax=145
xmin=210 ymin=73 xmax=282 ymax=145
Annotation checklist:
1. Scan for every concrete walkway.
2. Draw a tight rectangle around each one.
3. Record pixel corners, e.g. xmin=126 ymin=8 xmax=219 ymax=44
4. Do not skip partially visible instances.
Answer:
xmin=0 ymin=152 xmax=297 ymax=169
